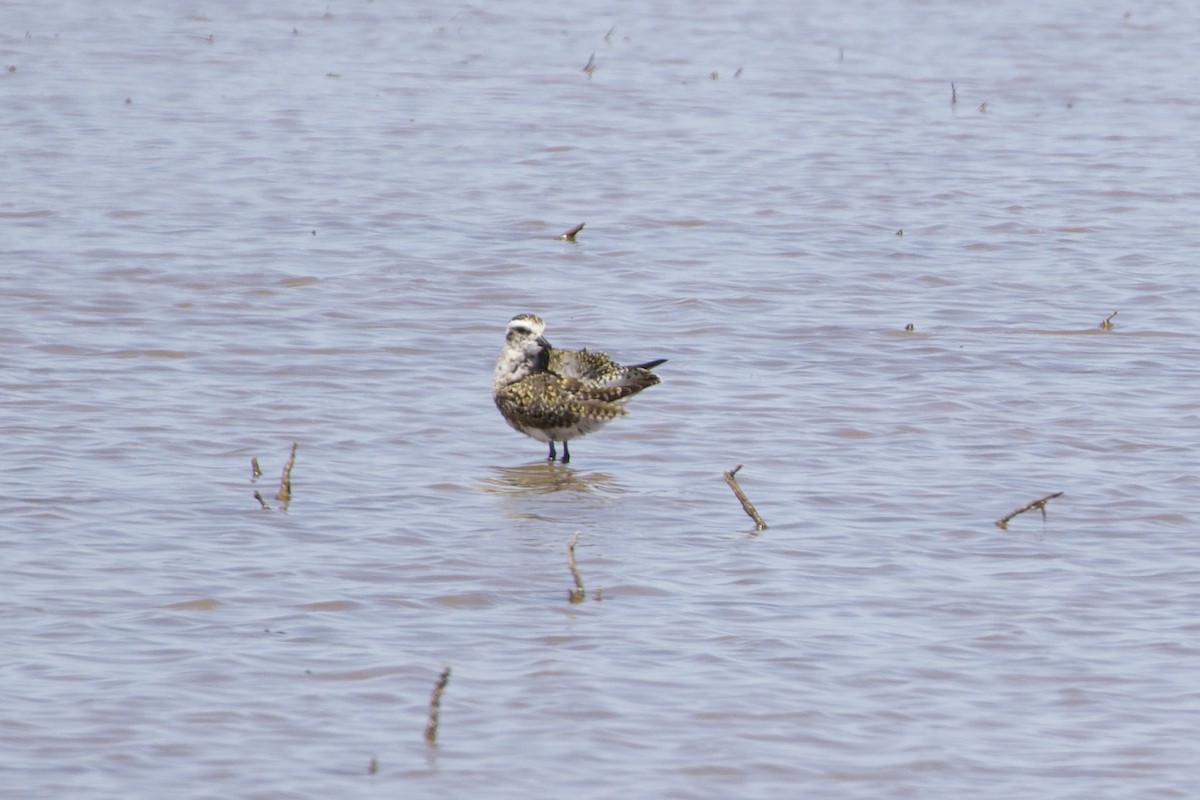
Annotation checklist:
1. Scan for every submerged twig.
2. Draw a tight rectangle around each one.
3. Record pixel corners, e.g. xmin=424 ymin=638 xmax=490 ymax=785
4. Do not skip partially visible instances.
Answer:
xmin=276 ymin=441 xmax=297 ymax=502
xmin=557 ymin=221 xmax=585 ymax=241
xmin=424 ymin=667 xmax=451 ymax=746
xmin=723 ymin=464 xmax=768 ymax=531
xmin=253 ymin=490 xmax=270 ymax=511
xmin=566 ymin=532 xmax=585 ymax=603
xmin=1100 ymin=310 xmax=1118 ymax=330
xmin=995 ymin=491 xmax=1064 ymax=530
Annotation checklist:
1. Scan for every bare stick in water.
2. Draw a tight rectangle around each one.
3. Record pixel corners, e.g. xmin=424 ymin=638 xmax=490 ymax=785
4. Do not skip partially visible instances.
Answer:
xmin=995 ymin=491 xmax=1064 ymax=530
xmin=566 ymin=532 xmax=585 ymax=603
xmin=1100 ymin=310 xmax=1118 ymax=330
xmin=251 ymin=457 xmax=262 ymax=480
xmin=424 ymin=667 xmax=452 ymax=746
xmin=276 ymin=442 xmax=297 ymax=502
xmin=558 ymin=221 xmax=585 ymax=241
xmin=253 ymin=490 xmax=270 ymax=511
xmin=724 ymin=464 xmax=768 ymax=531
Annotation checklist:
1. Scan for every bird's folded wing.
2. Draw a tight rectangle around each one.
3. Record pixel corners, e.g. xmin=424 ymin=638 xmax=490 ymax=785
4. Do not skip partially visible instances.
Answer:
xmin=496 ymin=373 xmax=631 ymax=428
xmin=550 ymin=349 xmax=619 ymax=382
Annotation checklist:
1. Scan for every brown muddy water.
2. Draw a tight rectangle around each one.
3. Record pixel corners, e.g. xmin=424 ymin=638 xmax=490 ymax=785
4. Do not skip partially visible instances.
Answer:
xmin=3 ymin=2 xmax=1199 ymax=798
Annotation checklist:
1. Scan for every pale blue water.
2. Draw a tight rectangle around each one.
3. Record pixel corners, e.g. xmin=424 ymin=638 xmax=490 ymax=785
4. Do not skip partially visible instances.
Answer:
xmin=3 ymin=1 xmax=1199 ymax=798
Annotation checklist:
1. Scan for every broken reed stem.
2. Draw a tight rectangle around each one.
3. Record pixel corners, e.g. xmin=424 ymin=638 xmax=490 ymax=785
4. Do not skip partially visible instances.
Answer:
xmin=424 ymin=667 xmax=451 ymax=746
xmin=723 ymin=464 xmax=768 ymax=531
xmin=558 ymin=221 xmax=585 ymax=241
xmin=276 ymin=441 xmax=297 ymax=501
xmin=1100 ymin=310 xmax=1119 ymax=330
xmin=251 ymin=456 xmax=262 ymax=480
xmin=995 ymin=491 xmax=1064 ymax=530
xmin=566 ymin=532 xmax=585 ymax=603
xmin=253 ymin=490 xmax=270 ymax=511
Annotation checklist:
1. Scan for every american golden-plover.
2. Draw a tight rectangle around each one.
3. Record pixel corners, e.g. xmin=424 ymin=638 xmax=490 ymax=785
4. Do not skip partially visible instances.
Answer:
xmin=492 ymin=313 xmax=665 ymax=463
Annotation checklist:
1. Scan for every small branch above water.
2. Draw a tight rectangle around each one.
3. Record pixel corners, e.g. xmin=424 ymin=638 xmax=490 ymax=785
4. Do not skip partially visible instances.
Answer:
xmin=566 ymin=532 xmax=586 ymax=603
xmin=276 ymin=441 xmax=297 ymax=502
xmin=723 ymin=464 xmax=768 ymax=531
xmin=250 ymin=443 xmax=297 ymax=510
xmin=557 ymin=221 xmax=585 ymax=241
xmin=995 ymin=491 xmax=1064 ymax=530
xmin=424 ymin=667 xmax=451 ymax=746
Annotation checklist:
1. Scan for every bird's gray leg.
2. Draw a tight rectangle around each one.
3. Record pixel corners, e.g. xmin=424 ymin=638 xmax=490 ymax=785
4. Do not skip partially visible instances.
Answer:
xmin=561 ymin=441 xmax=571 ymax=464
xmin=547 ymin=441 xmax=557 ymax=461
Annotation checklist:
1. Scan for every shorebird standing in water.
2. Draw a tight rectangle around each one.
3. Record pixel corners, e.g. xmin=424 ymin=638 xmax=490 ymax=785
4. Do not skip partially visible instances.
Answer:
xmin=492 ymin=313 xmax=665 ymax=463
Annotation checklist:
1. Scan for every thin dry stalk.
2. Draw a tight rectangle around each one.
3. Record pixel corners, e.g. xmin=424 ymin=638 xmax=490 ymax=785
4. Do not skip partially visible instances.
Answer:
xmin=424 ymin=667 xmax=452 ymax=746
xmin=251 ymin=456 xmax=262 ymax=480
xmin=723 ymin=464 xmax=768 ymax=531
xmin=995 ymin=491 xmax=1064 ymax=530
xmin=558 ymin=221 xmax=585 ymax=241
xmin=276 ymin=442 xmax=297 ymax=502
xmin=253 ymin=490 xmax=270 ymax=511
xmin=1100 ymin=310 xmax=1118 ymax=330
xmin=566 ymin=532 xmax=585 ymax=603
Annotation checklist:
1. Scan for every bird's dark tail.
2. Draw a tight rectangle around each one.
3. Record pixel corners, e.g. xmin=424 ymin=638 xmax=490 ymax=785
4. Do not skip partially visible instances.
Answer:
xmin=631 ymin=358 xmax=667 ymax=370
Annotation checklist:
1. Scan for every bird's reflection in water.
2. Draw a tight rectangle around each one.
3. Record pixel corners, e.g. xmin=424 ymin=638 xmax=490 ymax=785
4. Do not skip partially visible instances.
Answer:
xmin=482 ymin=462 xmax=623 ymax=497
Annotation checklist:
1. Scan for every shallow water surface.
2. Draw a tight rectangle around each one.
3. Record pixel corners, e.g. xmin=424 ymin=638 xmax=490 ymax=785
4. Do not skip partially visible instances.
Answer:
xmin=3 ymin=1 xmax=1199 ymax=798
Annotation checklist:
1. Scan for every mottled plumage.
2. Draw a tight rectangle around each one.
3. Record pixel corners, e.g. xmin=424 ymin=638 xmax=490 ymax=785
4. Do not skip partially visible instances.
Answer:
xmin=493 ymin=313 xmax=665 ymax=463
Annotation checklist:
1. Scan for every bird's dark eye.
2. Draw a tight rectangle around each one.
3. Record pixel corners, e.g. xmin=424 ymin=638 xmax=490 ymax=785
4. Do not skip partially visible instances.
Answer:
xmin=512 ymin=326 xmax=530 ymax=336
